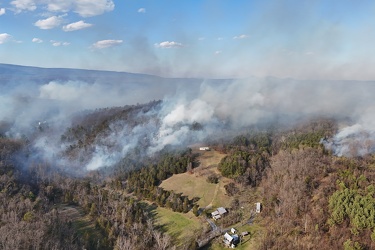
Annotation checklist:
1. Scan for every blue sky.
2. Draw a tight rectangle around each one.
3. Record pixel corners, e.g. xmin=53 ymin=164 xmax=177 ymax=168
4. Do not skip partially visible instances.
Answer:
xmin=1 ymin=0 xmax=375 ymax=79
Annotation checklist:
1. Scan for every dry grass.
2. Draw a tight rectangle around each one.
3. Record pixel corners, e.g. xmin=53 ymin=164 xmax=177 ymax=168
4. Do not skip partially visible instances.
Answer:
xmin=160 ymin=149 xmax=232 ymax=208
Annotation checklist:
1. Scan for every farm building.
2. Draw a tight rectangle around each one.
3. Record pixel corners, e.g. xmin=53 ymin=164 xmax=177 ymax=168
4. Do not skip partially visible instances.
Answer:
xmin=211 ymin=207 xmax=227 ymax=220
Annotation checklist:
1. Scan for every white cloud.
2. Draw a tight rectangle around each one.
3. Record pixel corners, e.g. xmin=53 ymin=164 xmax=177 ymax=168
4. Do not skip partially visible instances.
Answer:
xmin=34 ymin=15 xmax=64 ymax=29
xmin=198 ymin=37 xmax=205 ymax=41
xmin=138 ymin=8 xmax=146 ymax=13
xmin=10 ymin=0 xmax=36 ymax=13
xmin=0 ymin=8 xmax=5 ymax=15
xmin=72 ymin=0 xmax=115 ymax=17
xmin=63 ymin=20 xmax=92 ymax=31
xmin=154 ymin=41 xmax=183 ymax=48
xmin=50 ymin=40 xmax=70 ymax=46
xmin=217 ymin=37 xmax=224 ymax=41
xmin=0 ymin=33 xmax=11 ymax=44
xmin=214 ymin=50 xmax=222 ymax=55
xmin=11 ymin=0 xmax=114 ymax=17
xmin=32 ymin=37 xmax=43 ymax=43
xmin=92 ymin=39 xmax=123 ymax=49
xmin=233 ymin=34 xmax=249 ymax=39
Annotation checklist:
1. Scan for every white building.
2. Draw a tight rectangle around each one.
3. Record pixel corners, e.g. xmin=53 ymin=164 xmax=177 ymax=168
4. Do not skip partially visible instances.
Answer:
xmin=255 ymin=202 xmax=261 ymax=213
xmin=223 ymin=232 xmax=240 ymax=248
xmin=199 ymin=147 xmax=210 ymax=151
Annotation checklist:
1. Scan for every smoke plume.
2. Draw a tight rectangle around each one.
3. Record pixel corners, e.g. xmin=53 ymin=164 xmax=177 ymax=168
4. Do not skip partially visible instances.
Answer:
xmin=2 ymin=66 xmax=375 ymax=171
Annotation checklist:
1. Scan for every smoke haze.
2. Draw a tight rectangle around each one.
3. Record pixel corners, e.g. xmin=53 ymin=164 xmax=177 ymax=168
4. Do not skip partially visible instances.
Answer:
xmin=1 ymin=64 xmax=375 ymax=171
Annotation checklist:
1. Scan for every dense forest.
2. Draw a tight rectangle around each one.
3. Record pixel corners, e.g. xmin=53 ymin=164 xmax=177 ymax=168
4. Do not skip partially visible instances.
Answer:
xmin=1 ymin=102 xmax=375 ymax=250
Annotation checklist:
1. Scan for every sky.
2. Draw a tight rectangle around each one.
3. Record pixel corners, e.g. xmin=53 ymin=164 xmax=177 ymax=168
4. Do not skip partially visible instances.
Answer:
xmin=1 ymin=0 xmax=375 ymax=79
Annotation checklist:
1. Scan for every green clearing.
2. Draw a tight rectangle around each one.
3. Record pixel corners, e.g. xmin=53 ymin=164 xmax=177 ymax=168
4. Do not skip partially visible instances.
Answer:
xmin=57 ymin=204 xmax=107 ymax=248
xmin=153 ymin=206 xmax=202 ymax=245
xmin=160 ymin=172 xmax=223 ymax=207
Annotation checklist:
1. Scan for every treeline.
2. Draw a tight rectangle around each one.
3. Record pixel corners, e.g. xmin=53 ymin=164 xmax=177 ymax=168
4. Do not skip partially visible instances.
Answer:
xmin=27 ymin=163 xmax=179 ymax=249
xmin=217 ymin=132 xmax=272 ymax=186
xmin=217 ymin=119 xmax=336 ymax=186
xmin=126 ymin=149 xmax=198 ymax=213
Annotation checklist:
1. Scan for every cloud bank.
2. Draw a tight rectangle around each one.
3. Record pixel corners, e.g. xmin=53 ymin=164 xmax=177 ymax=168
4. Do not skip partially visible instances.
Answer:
xmin=34 ymin=15 xmax=64 ymax=29
xmin=154 ymin=41 xmax=183 ymax=48
xmin=11 ymin=0 xmax=114 ymax=17
xmin=0 ymin=33 xmax=11 ymax=44
xmin=32 ymin=38 xmax=43 ymax=43
xmin=92 ymin=39 xmax=123 ymax=49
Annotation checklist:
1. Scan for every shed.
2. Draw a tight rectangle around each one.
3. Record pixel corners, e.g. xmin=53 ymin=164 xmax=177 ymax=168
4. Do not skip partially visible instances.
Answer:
xmin=241 ymin=231 xmax=249 ymax=237
xmin=255 ymin=202 xmax=261 ymax=213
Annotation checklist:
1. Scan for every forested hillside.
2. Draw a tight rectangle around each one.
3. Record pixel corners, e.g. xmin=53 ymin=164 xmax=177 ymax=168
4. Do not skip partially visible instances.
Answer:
xmin=1 ymin=101 xmax=375 ymax=250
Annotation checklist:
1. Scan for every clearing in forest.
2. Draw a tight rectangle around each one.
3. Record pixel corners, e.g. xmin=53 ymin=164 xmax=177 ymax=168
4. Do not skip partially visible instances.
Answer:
xmin=57 ymin=204 xmax=105 ymax=247
xmin=152 ymin=206 xmax=202 ymax=246
xmin=160 ymin=148 xmax=232 ymax=208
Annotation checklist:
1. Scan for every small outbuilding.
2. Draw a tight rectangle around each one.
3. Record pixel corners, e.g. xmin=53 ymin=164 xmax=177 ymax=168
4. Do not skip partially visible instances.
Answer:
xmin=255 ymin=202 xmax=262 ymax=213
xmin=241 ymin=231 xmax=249 ymax=237
xmin=199 ymin=147 xmax=210 ymax=151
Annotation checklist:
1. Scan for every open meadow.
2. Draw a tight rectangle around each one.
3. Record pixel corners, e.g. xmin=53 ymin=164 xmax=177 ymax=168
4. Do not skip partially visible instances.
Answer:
xmin=159 ymin=148 xmax=232 ymax=208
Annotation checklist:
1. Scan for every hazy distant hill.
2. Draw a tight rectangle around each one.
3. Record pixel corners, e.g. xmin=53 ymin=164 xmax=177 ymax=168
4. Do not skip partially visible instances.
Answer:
xmin=0 ymin=63 xmax=235 ymax=87
xmin=0 ymin=63 xmax=160 ymax=83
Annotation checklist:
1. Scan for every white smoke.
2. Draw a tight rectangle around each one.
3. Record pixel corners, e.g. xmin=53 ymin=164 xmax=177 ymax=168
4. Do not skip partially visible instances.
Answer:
xmin=3 ymin=71 xmax=375 ymax=171
xmin=323 ymin=105 xmax=375 ymax=157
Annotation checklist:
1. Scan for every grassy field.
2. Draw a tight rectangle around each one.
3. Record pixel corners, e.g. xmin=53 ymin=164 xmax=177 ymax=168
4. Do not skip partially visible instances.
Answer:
xmin=57 ymin=204 xmax=107 ymax=248
xmin=157 ymin=148 xmax=261 ymax=248
xmin=159 ymin=149 xmax=232 ymax=208
xmin=152 ymin=206 xmax=202 ymax=246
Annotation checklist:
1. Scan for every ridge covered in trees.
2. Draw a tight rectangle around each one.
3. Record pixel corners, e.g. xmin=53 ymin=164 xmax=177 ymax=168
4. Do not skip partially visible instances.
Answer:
xmin=1 ymin=102 xmax=375 ymax=250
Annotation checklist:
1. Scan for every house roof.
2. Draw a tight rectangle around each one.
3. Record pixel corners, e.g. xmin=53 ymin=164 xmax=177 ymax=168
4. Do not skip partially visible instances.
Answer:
xmin=223 ymin=232 xmax=233 ymax=242
xmin=217 ymin=207 xmax=227 ymax=215
xmin=213 ymin=214 xmax=221 ymax=220
xmin=211 ymin=211 xmax=220 ymax=216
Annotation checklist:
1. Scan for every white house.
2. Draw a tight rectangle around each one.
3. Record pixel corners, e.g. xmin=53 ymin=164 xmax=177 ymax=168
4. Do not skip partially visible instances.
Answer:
xmin=217 ymin=207 xmax=227 ymax=215
xmin=199 ymin=147 xmax=210 ymax=151
xmin=223 ymin=232 xmax=240 ymax=248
